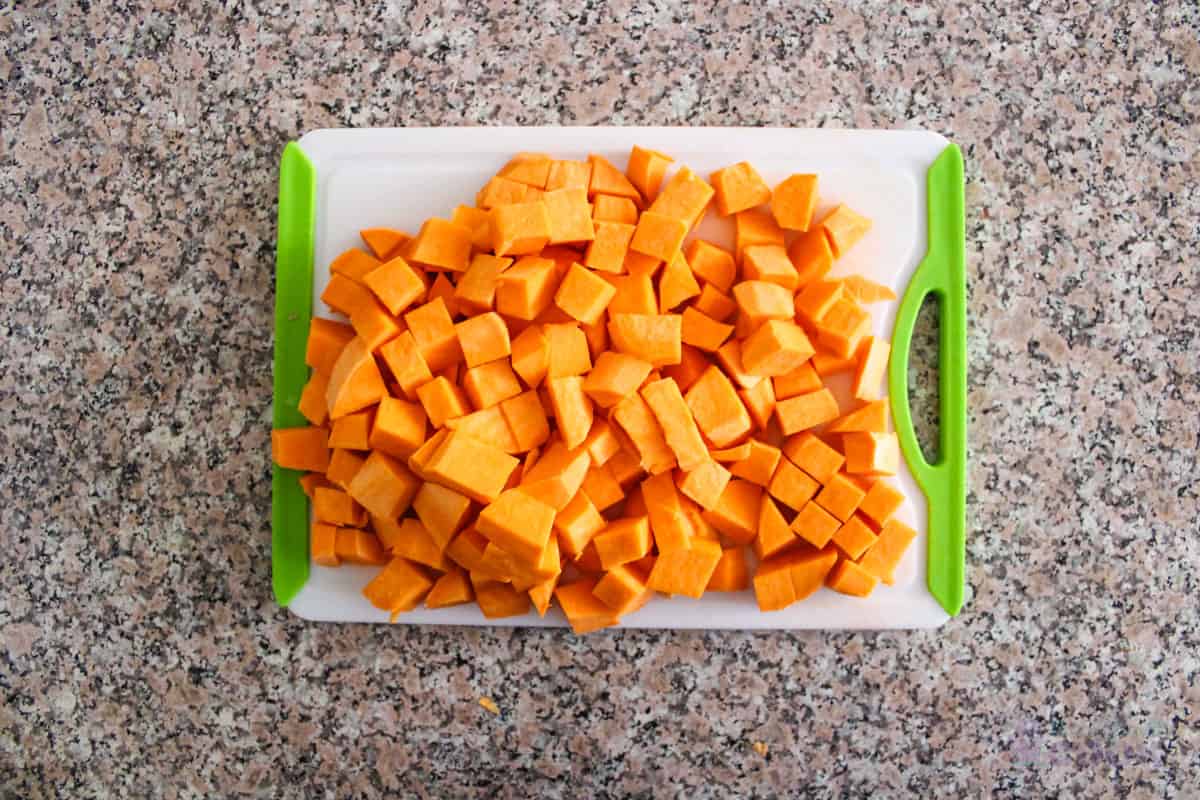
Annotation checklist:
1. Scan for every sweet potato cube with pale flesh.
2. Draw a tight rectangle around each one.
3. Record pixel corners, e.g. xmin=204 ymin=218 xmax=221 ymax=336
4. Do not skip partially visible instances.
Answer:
xmin=771 ymin=174 xmax=819 ymax=231
xmin=543 ymin=187 xmax=595 ymax=245
xmin=858 ymin=518 xmax=917 ymax=585
xmin=499 ymin=154 xmax=552 ymax=188
xmin=491 ymin=201 xmax=551 ymax=257
xmin=476 ymin=488 xmax=556 ymax=564
xmin=630 ymin=212 xmax=687 ymax=263
xmin=455 ymin=312 xmax=511 ymax=368
xmin=627 ymin=145 xmax=673 ymax=201
xmin=604 ymin=273 xmax=657 ymax=316
xmin=451 ymin=205 xmax=491 ymax=250
xmin=496 ymin=256 xmax=559 ymax=321
xmin=843 ymin=432 xmax=900 ymax=476
xmin=363 ymin=557 xmax=434 ymax=619
xmin=271 ymin=426 xmax=330 ymax=472
xmin=424 ymin=430 xmax=519 ymax=504
xmin=581 ymin=463 xmax=624 ymax=512
xmin=554 ymin=263 xmax=616 ymax=325
xmin=445 ymin=406 xmax=520 ymax=453
xmin=325 ymin=338 xmax=386 ymax=421
xmin=364 ymin=256 xmax=426 ymax=316
xmin=583 ymin=221 xmax=636 ymax=274
xmin=509 ymin=324 xmax=549 ymax=388
xmin=477 ymin=175 xmax=536 ymax=209
xmin=321 ymin=274 xmax=373 ymax=317
xmin=677 ymin=459 xmax=732 ymax=511
xmin=608 ymin=313 xmax=682 ymax=367
xmin=555 ymin=577 xmax=619 ymax=634
xmin=410 ymin=218 xmax=473 ymax=272
xmin=819 ymin=204 xmax=872 ymax=258
xmin=739 ymin=374 xmax=777 ymax=430
xmin=580 ymin=350 xmax=651 ymax=407
xmin=776 ymin=388 xmax=840 ymax=436
xmin=710 ymin=161 xmax=771 ymax=217
xmin=684 ymin=365 xmax=753 ymax=449
xmin=647 ymin=538 xmax=723 ymax=598
xmin=369 ymin=396 xmax=427 ymax=459
xmin=374 ymin=517 xmax=449 ymax=571
xmin=641 ymin=378 xmax=709 ymax=472
xmin=753 ymin=546 xmax=837 ymax=611
xmin=348 ymin=295 xmax=402 ymax=352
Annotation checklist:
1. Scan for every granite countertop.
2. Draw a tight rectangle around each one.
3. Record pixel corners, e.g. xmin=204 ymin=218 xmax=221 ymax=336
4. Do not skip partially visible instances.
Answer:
xmin=2 ymin=2 xmax=1197 ymax=797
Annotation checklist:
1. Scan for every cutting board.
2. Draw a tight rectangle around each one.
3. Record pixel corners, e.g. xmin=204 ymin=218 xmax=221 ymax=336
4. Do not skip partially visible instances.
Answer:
xmin=272 ymin=127 xmax=966 ymax=629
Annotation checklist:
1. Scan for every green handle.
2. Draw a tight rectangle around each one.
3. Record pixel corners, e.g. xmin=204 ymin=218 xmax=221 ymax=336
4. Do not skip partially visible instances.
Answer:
xmin=272 ymin=142 xmax=317 ymax=606
xmin=888 ymin=143 xmax=967 ymax=616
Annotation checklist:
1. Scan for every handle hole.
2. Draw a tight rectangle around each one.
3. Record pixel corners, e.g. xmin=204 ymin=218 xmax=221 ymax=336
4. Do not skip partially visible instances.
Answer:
xmin=908 ymin=294 xmax=941 ymax=464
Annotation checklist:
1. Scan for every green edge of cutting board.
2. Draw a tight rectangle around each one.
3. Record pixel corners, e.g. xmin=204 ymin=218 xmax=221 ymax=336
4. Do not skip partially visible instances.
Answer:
xmin=888 ymin=142 xmax=967 ymax=616
xmin=272 ymin=142 xmax=316 ymax=607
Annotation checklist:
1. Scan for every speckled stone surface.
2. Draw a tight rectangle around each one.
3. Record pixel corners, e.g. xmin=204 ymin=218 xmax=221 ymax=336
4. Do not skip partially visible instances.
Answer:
xmin=2 ymin=2 xmax=1198 ymax=797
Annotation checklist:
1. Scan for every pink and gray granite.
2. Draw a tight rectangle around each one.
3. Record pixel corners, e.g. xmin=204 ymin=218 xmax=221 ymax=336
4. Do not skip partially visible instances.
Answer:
xmin=1 ymin=1 xmax=1197 ymax=797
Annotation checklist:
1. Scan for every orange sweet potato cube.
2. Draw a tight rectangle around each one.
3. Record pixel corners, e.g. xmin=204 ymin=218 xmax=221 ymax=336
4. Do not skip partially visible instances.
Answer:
xmin=455 ymin=312 xmax=512 ymax=368
xmin=648 ymin=167 xmax=714 ymax=229
xmin=424 ymin=430 xmax=519 ymax=504
xmin=444 ymin=406 xmax=520 ymax=453
xmin=826 ymin=398 xmax=890 ymax=433
xmin=425 ymin=568 xmax=475 ymax=609
xmin=476 ymin=175 xmax=536 ymax=209
xmin=348 ymin=295 xmax=402 ymax=353
xmin=583 ymin=352 xmax=653 ymax=408
xmin=587 ymin=154 xmax=642 ymax=203
xmin=363 ymin=255 xmax=426 ymax=316
xmin=543 ymin=187 xmax=595 ymax=245
xmin=369 ymin=397 xmax=427 ymax=459
xmin=554 ymin=489 xmax=607 ymax=558
xmin=346 ymin=450 xmax=419 ymax=519
xmin=594 ymin=563 xmax=652 ymax=615
xmin=814 ymin=472 xmax=867 ymax=522
xmin=581 ymin=464 xmax=624 ymax=512
xmin=412 ymin=481 xmax=473 ymax=551
xmin=858 ymin=518 xmax=917 ymax=585
xmin=555 ymin=577 xmax=619 ymax=634
xmin=755 ymin=495 xmax=797 ymax=561
xmin=415 ymin=376 xmax=468 ymax=428
xmin=404 ymin=297 xmax=462 ymax=373
xmin=311 ymin=521 xmax=340 ymax=567
xmin=775 ymin=388 xmax=840 ymax=435
xmin=858 ymin=480 xmax=904 ymax=526
xmin=545 ymin=322 xmax=593 ymax=378
xmin=329 ymin=407 xmax=376 ymax=450
xmin=475 ymin=488 xmax=556 ymax=564
xmin=729 ymin=440 xmax=782 ymax=487
xmin=852 ymin=336 xmax=891 ymax=402
xmin=320 ymin=273 xmax=373 ymax=317
xmin=499 ymin=390 xmax=551 ymax=452
xmin=646 ymin=538 xmax=723 ymax=598
xmin=832 ymin=513 xmax=879 ymax=560
xmin=741 ymin=320 xmax=815 ymax=379
xmin=767 ymin=457 xmax=820 ymax=511
xmin=734 ymin=209 xmax=785 ymax=257
xmin=593 ymin=516 xmax=652 ymax=570
xmin=771 ymin=174 xmax=818 ymax=232
xmin=607 ymin=313 xmax=682 ymax=367
xmin=305 ymin=318 xmax=355 ymax=376
xmin=684 ymin=364 xmax=753 ymax=448
xmin=272 ymin=425 xmax=331 ymax=472
xmin=827 ymin=558 xmax=878 ymax=597
xmin=409 ymin=218 xmax=473 ymax=272
xmin=612 ymin=393 xmax=676 ymax=475
xmin=499 ymin=154 xmax=552 ymax=188
xmin=463 ymin=359 xmax=523 ymax=409
xmin=659 ymin=251 xmax=702 ymax=313
xmin=774 ymin=362 xmax=822 ymax=400
xmin=583 ymin=221 xmax=636 ymax=274
xmin=363 ymin=556 xmax=434 ymax=617
xmin=783 ymin=432 xmax=845 ymax=484
xmin=313 ymin=486 xmax=367 ymax=527
xmin=519 ymin=439 xmax=591 ymax=510
xmin=685 ymin=239 xmax=736 ymax=292
xmin=694 ymin=283 xmax=737 ymax=321
xmin=546 ymin=159 xmax=592 ymax=191
xmin=475 ymin=578 xmax=533 ymax=619
xmin=376 ymin=331 xmax=432 ymax=402
xmin=742 ymin=244 xmax=799 ymax=291
xmin=677 ymin=459 xmax=733 ymax=511
xmin=509 ymin=324 xmax=549 ymax=388
xmin=630 ymin=211 xmax=688 ymax=263
xmin=491 ymin=201 xmax=551 ymax=257
xmin=329 ymin=247 xmax=381 ymax=283
xmin=445 ymin=527 xmax=489 ymax=572
xmin=496 ymin=256 xmax=559 ymax=321
xmin=360 ymin=228 xmax=409 ymax=261
xmin=626 ymin=145 xmax=674 ymax=201
xmin=732 ymin=281 xmax=793 ymax=329
xmin=604 ymin=273 xmax=657 ymax=315
xmin=710 ymin=161 xmax=771 ymax=217
xmin=326 ymin=337 xmax=387 ymax=420
xmin=374 ymin=517 xmax=449 ymax=571
xmin=450 ymin=205 xmax=491 ymax=250
xmin=819 ymin=204 xmax=872 ymax=258
xmin=593 ymin=194 xmax=639 ymax=224
xmin=663 ymin=343 xmax=711 ymax=392
xmin=641 ymin=378 xmax=709 ymax=472
xmin=790 ymin=500 xmax=840 ymax=548
xmin=546 ymin=376 xmax=594 ymax=450
xmin=641 ymin=472 xmax=692 ymax=551
xmin=337 ymin=529 xmax=390 ymax=566
xmin=454 ymin=253 xmax=512 ymax=314
xmin=701 ymin=478 xmax=762 ymax=545
xmin=843 ymin=432 xmax=900 ymax=476
xmin=553 ymin=263 xmax=616 ymax=325
xmin=325 ymin=448 xmax=364 ymax=488
xmin=795 ymin=280 xmax=845 ymax=325
xmin=581 ymin=419 xmax=621 ymax=466
xmin=297 ymin=372 xmax=330 ymax=426
xmin=817 ymin=297 xmax=871 ymax=359
xmin=706 ymin=547 xmax=750 ymax=591
xmin=788 ymin=227 xmax=834 ymax=289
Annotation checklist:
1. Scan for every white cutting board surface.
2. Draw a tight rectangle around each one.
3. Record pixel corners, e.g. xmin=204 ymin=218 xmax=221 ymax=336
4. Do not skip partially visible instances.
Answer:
xmin=288 ymin=127 xmax=950 ymax=629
